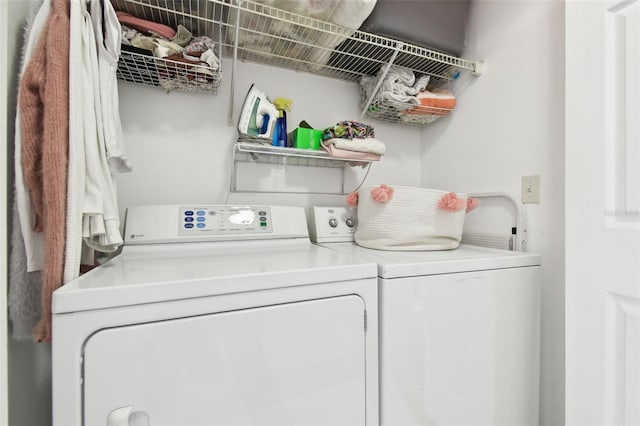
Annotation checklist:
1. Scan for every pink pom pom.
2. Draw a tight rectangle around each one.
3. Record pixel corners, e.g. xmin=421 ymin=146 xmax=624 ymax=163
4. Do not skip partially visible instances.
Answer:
xmin=371 ymin=184 xmax=394 ymax=203
xmin=346 ymin=192 xmax=359 ymax=207
xmin=466 ymin=198 xmax=480 ymax=213
xmin=438 ymin=192 xmax=466 ymax=212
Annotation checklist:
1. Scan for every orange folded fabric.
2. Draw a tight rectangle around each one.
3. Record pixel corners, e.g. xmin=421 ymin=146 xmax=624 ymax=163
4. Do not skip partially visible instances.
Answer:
xmin=116 ymin=11 xmax=176 ymax=39
xmin=405 ymin=88 xmax=457 ymax=115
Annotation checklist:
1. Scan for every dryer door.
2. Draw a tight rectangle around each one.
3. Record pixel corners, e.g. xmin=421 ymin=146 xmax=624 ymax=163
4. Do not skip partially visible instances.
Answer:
xmin=83 ymin=295 xmax=366 ymax=426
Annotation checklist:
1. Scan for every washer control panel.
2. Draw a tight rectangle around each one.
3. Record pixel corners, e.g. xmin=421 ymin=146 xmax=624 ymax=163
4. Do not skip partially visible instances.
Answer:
xmin=307 ymin=206 xmax=357 ymax=243
xmin=179 ymin=206 xmax=273 ymax=235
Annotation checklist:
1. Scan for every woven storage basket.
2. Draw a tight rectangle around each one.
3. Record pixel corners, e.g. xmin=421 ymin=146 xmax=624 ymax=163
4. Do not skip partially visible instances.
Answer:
xmin=355 ymin=186 xmax=468 ymax=251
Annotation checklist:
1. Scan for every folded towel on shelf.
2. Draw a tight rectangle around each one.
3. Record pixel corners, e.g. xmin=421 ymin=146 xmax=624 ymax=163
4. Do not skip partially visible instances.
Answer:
xmin=116 ymin=11 xmax=176 ymax=39
xmin=403 ymin=89 xmax=457 ymax=116
xmin=417 ymin=88 xmax=457 ymax=109
xmin=361 ymin=75 xmax=418 ymax=106
xmin=360 ymin=66 xmax=432 ymax=110
xmin=322 ymin=144 xmax=381 ymax=167
xmin=323 ymin=137 xmax=386 ymax=155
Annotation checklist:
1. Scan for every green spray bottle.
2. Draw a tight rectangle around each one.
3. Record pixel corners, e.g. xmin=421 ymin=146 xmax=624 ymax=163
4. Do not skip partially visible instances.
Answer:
xmin=273 ymin=97 xmax=292 ymax=147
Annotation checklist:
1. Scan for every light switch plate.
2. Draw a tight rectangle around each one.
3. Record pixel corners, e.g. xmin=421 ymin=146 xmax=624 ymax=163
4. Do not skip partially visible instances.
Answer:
xmin=521 ymin=175 xmax=541 ymax=203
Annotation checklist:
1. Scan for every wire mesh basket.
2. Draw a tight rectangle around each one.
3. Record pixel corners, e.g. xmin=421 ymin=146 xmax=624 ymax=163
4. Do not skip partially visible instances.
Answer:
xmin=359 ymin=86 xmax=453 ymax=126
xmin=113 ymin=0 xmax=223 ymax=94
xmin=117 ymin=49 xmax=222 ymax=93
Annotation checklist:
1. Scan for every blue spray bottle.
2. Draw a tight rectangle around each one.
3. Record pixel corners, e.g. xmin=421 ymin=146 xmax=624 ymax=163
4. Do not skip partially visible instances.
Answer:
xmin=273 ymin=97 xmax=292 ymax=147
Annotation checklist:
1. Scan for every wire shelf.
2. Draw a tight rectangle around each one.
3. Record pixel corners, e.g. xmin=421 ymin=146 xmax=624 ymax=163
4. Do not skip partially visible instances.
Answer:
xmin=117 ymin=50 xmax=222 ymax=93
xmin=232 ymin=141 xmax=374 ymax=194
xmin=113 ymin=0 xmax=223 ymax=93
xmin=359 ymin=86 xmax=453 ymax=126
xmin=112 ymin=0 xmax=482 ymax=117
xmin=222 ymin=0 xmax=481 ymax=86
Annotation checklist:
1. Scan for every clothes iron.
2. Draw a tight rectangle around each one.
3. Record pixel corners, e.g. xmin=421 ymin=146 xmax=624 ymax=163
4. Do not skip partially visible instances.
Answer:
xmin=238 ymin=84 xmax=278 ymax=140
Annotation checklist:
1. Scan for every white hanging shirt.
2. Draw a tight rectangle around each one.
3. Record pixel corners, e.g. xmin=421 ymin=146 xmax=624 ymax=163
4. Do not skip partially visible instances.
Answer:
xmin=80 ymin=0 xmax=123 ymax=252
xmin=64 ymin=0 xmax=87 ymax=282
xmin=92 ymin=0 xmax=132 ymax=174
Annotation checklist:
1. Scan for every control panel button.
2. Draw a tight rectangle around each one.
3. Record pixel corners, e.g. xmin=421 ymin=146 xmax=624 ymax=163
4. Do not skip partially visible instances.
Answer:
xmin=329 ymin=218 xmax=338 ymax=228
xmin=178 ymin=206 xmax=273 ymax=236
xmin=346 ymin=217 xmax=355 ymax=228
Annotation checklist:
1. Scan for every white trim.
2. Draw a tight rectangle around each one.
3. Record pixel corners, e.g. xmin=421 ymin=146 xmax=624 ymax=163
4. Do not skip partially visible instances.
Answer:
xmin=1 ymin=0 xmax=10 ymax=423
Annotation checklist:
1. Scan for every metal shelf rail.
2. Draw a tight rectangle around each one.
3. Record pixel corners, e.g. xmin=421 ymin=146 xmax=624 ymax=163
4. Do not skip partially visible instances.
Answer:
xmin=231 ymin=141 xmax=374 ymax=194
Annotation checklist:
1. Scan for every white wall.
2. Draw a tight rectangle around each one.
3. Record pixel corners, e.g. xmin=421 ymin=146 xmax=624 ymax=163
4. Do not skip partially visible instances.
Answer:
xmin=420 ymin=1 xmax=565 ymax=425
xmin=116 ymin=61 xmax=423 ymax=213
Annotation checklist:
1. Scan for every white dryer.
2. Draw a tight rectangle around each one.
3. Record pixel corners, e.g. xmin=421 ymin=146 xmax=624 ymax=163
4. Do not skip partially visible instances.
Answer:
xmin=309 ymin=206 xmax=542 ymax=426
xmin=53 ymin=205 xmax=379 ymax=426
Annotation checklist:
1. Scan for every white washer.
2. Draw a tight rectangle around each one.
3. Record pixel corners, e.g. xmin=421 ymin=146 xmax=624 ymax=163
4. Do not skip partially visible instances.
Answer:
xmin=53 ymin=205 xmax=379 ymax=426
xmin=309 ymin=206 xmax=542 ymax=426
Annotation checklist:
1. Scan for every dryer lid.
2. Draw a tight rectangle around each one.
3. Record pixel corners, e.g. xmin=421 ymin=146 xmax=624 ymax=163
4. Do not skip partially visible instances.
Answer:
xmin=53 ymin=243 xmax=377 ymax=314
xmin=318 ymin=243 xmax=541 ymax=279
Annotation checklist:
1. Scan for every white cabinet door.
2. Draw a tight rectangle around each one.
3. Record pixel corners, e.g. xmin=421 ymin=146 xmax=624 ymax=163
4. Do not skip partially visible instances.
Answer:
xmin=83 ymin=296 xmax=366 ymax=426
xmin=379 ymin=267 xmax=541 ymax=426
xmin=566 ymin=1 xmax=640 ymax=424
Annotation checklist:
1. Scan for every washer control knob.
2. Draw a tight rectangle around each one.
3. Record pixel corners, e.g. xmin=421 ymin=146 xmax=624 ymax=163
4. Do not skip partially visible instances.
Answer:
xmin=329 ymin=218 xmax=339 ymax=228
xmin=345 ymin=217 xmax=355 ymax=228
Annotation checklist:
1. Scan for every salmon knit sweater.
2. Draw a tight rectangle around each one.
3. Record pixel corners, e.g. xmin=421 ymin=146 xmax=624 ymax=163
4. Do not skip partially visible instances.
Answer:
xmin=20 ymin=0 xmax=70 ymax=342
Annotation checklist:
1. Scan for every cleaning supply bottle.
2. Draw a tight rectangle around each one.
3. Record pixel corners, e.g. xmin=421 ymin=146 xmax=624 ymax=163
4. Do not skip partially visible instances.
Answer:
xmin=273 ymin=97 xmax=292 ymax=147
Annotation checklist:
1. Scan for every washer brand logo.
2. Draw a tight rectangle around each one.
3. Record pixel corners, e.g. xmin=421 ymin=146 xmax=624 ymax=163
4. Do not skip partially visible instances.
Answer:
xmin=129 ymin=233 xmax=144 ymax=239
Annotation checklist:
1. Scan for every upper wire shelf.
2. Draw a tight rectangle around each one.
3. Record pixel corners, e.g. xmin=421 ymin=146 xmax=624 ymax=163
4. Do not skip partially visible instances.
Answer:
xmin=112 ymin=0 xmax=483 ymax=122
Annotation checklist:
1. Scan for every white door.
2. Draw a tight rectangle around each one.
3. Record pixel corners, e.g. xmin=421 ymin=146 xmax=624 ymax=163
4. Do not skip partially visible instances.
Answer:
xmin=83 ymin=296 xmax=367 ymax=426
xmin=566 ymin=1 xmax=640 ymax=425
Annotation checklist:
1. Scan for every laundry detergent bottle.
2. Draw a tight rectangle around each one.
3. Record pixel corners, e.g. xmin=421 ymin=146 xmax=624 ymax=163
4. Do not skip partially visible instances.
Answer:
xmin=273 ymin=97 xmax=292 ymax=147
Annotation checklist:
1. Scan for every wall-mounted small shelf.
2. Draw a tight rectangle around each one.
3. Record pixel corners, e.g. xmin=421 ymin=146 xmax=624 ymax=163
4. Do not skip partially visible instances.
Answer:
xmin=236 ymin=141 xmax=378 ymax=164
xmin=231 ymin=141 xmax=374 ymax=194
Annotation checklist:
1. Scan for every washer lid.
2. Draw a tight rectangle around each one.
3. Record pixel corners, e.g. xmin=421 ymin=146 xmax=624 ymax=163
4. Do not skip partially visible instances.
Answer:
xmin=52 ymin=241 xmax=377 ymax=314
xmin=318 ymin=243 xmax=541 ymax=279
